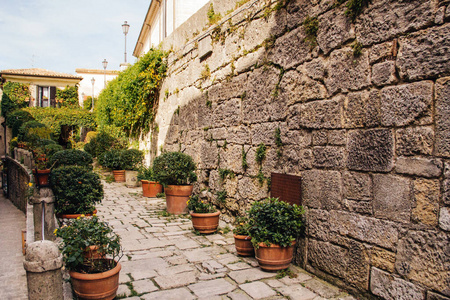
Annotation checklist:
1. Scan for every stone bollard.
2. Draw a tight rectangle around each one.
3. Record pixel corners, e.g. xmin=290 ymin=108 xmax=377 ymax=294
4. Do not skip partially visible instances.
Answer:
xmin=23 ymin=240 xmax=63 ymax=300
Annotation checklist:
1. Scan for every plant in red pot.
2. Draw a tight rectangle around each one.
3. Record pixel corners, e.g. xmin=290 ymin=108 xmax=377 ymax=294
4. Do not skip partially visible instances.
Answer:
xmin=233 ymin=216 xmax=254 ymax=257
xmin=99 ymin=149 xmax=126 ymax=182
xmin=50 ymin=166 xmax=103 ymax=219
xmin=55 ymin=215 xmax=122 ymax=300
xmin=31 ymin=143 xmax=63 ymax=187
xmin=152 ymin=151 xmax=197 ymax=214
xmin=187 ymin=195 xmax=220 ymax=234
xmin=248 ymin=197 xmax=304 ymax=271
xmin=137 ymin=166 xmax=162 ymax=197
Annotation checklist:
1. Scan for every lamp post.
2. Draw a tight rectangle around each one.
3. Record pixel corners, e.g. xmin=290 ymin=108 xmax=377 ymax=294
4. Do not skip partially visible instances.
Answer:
xmin=102 ymin=59 xmax=108 ymax=88
xmin=122 ymin=21 xmax=130 ymax=63
xmin=91 ymin=77 xmax=95 ymax=111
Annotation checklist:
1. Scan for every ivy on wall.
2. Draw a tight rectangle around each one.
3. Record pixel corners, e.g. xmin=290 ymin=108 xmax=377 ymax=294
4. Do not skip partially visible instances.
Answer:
xmin=96 ymin=48 xmax=167 ymax=138
xmin=23 ymin=107 xmax=96 ymax=137
xmin=1 ymin=82 xmax=30 ymax=118
xmin=56 ymin=85 xmax=79 ymax=108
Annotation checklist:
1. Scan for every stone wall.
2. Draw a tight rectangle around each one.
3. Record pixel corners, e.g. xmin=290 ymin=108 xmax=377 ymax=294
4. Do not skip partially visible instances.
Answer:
xmin=151 ymin=0 xmax=450 ymax=298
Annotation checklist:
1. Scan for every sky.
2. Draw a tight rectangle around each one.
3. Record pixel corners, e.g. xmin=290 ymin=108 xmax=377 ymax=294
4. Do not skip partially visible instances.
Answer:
xmin=0 ymin=0 xmax=150 ymax=75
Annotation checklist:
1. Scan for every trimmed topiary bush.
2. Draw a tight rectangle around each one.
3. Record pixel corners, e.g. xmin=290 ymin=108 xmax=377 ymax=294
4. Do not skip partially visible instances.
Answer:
xmin=152 ymin=151 xmax=197 ymax=186
xmin=50 ymin=149 xmax=93 ymax=170
xmin=120 ymin=149 xmax=143 ymax=170
xmin=50 ymin=166 xmax=103 ymax=215
xmin=98 ymin=149 xmax=123 ymax=170
xmin=84 ymin=132 xmax=123 ymax=158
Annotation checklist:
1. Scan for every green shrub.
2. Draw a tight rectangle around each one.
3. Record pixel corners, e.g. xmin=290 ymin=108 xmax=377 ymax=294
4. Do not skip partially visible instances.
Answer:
xmin=98 ymin=149 xmax=123 ymax=170
xmin=248 ymin=197 xmax=304 ymax=248
xmin=120 ymin=149 xmax=143 ymax=170
xmin=50 ymin=166 xmax=103 ymax=214
xmin=56 ymin=85 xmax=79 ymax=108
xmin=187 ymin=195 xmax=215 ymax=213
xmin=137 ymin=166 xmax=155 ymax=181
xmin=18 ymin=121 xmax=53 ymax=146
xmin=84 ymin=132 xmax=124 ymax=158
xmin=152 ymin=151 xmax=197 ymax=186
xmin=50 ymin=149 xmax=93 ymax=170
xmin=1 ymin=82 xmax=30 ymax=118
xmin=5 ymin=110 xmax=34 ymax=137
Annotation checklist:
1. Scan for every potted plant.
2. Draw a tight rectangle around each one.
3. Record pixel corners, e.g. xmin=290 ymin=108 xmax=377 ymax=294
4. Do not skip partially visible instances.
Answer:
xmin=54 ymin=215 xmax=122 ymax=300
xmin=49 ymin=149 xmax=93 ymax=170
xmin=137 ymin=166 xmax=162 ymax=197
xmin=121 ymin=149 xmax=144 ymax=187
xmin=248 ymin=197 xmax=304 ymax=271
xmin=233 ymin=216 xmax=254 ymax=257
xmin=187 ymin=195 xmax=220 ymax=234
xmin=50 ymin=166 xmax=103 ymax=218
xmin=31 ymin=143 xmax=63 ymax=187
xmin=152 ymin=151 xmax=197 ymax=214
xmin=99 ymin=149 xmax=126 ymax=182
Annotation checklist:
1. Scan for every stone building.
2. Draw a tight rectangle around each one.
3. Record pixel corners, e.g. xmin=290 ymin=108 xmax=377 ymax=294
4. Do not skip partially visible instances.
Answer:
xmin=132 ymin=0 xmax=450 ymax=299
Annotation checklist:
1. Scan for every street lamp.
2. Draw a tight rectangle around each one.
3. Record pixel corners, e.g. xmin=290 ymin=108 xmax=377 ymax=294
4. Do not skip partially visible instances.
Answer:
xmin=102 ymin=59 xmax=108 ymax=88
xmin=122 ymin=21 xmax=130 ymax=63
xmin=91 ymin=77 xmax=95 ymax=111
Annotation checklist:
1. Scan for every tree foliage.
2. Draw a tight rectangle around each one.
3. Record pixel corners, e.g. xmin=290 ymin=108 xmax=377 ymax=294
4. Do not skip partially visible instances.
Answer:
xmin=1 ymin=82 xmax=30 ymax=118
xmin=96 ymin=48 xmax=167 ymax=138
xmin=56 ymin=85 xmax=79 ymax=108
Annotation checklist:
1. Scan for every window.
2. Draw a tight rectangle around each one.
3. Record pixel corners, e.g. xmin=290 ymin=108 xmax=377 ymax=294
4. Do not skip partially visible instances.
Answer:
xmin=38 ymin=86 xmax=56 ymax=107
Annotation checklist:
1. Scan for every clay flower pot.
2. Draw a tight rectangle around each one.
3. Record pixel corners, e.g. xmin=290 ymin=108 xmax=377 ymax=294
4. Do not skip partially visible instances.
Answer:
xmin=190 ymin=211 xmax=220 ymax=234
xmin=255 ymin=241 xmax=296 ymax=271
xmin=234 ymin=234 xmax=254 ymax=256
xmin=56 ymin=209 xmax=97 ymax=220
xmin=69 ymin=260 xmax=121 ymax=300
xmin=141 ymin=180 xmax=163 ymax=198
xmin=112 ymin=170 xmax=125 ymax=182
xmin=32 ymin=169 xmax=51 ymax=187
xmin=164 ymin=185 xmax=193 ymax=214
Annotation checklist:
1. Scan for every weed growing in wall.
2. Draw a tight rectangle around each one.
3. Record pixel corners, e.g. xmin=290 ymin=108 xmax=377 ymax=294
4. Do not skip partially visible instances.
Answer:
xmin=303 ymin=16 xmax=319 ymax=49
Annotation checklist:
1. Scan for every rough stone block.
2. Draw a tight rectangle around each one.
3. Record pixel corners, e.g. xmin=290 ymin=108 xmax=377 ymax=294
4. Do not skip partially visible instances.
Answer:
xmin=343 ymin=199 xmax=373 ymax=215
xmin=395 ymin=230 xmax=450 ymax=296
xmin=396 ymin=157 xmax=443 ymax=178
xmin=372 ymin=61 xmax=397 ymax=86
xmin=368 ymin=246 xmax=396 ymax=273
xmin=212 ymin=98 xmax=241 ymax=128
xmin=327 ymin=130 xmax=347 ymax=145
xmin=303 ymin=58 xmax=326 ymax=81
xmin=412 ymin=179 xmax=440 ymax=226
xmin=330 ymin=211 xmax=400 ymax=251
xmin=268 ymin=26 xmax=312 ymax=69
xmin=312 ymin=130 xmax=327 ymax=145
xmin=308 ymin=239 xmax=348 ymax=279
xmin=227 ymin=126 xmax=251 ymax=145
xmin=357 ymin=0 xmax=435 ymax=46
xmin=344 ymin=90 xmax=381 ymax=128
xmin=325 ymin=48 xmax=371 ymax=95
xmin=373 ymin=174 xmax=412 ymax=223
xmin=282 ymin=146 xmax=313 ymax=173
xmin=208 ymin=73 xmax=248 ymax=103
xmin=343 ymin=171 xmax=372 ymax=201
xmin=250 ymin=122 xmax=280 ymax=146
xmin=428 ymin=292 xmax=450 ymax=300
xmin=312 ymin=146 xmax=345 ymax=168
xmin=347 ymin=129 xmax=394 ymax=172
xmin=381 ymin=81 xmax=433 ymax=127
xmin=436 ymin=77 xmax=450 ymax=157
xmin=439 ymin=207 xmax=450 ymax=231
xmin=396 ymin=126 xmax=434 ymax=156
xmin=289 ymin=96 xmax=343 ymax=130
xmin=278 ymin=70 xmax=327 ymax=105
xmin=200 ymin=142 xmax=219 ymax=169
xmin=302 ymin=170 xmax=342 ymax=210
xmin=284 ymin=129 xmax=311 ymax=147
xmin=445 ymin=179 xmax=450 ymax=206
xmin=317 ymin=7 xmax=355 ymax=55
xmin=369 ymin=41 xmax=394 ymax=64
xmin=370 ymin=267 xmax=426 ymax=300
xmin=398 ymin=24 xmax=450 ymax=80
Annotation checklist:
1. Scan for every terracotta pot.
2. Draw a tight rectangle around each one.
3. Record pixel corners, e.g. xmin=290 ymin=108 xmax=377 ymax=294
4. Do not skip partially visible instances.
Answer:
xmin=112 ymin=170 xmax=125 ymax=182
xmin=255 ymin=241 xmax=296 ymax=271
xmin=234 ymin=234 xmax=255 ymax=256
xmin=69 ymin=260 xmax=121 ymax=300
xmin=141 ymin=180 xmax=163 ymax=198
xmin=56 ymin=209 xmax=97 ymax=220
xmin=164 ymin=185 xmax=193 ymax=214
xmin=190 ymin=211 xmax=220 ymax=234
xmin=32 ymin=169 xmax=51 ymax=187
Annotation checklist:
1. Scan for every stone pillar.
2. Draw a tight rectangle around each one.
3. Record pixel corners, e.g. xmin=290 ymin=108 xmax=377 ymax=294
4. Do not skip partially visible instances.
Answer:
xmin=23 ymin=240 xmax=63 ymax=300
xmin=30 ymin=188 xmax=57 ymax=242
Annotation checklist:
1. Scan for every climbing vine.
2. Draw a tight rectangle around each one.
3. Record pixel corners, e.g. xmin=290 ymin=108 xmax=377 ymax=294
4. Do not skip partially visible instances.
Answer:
xmin=96 ymin=48 xmax=167 ymax=138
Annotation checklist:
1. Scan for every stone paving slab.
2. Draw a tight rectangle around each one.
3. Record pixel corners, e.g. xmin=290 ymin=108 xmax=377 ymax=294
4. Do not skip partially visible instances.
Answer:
xmin=0 ymin=195 xmax=27 ymax=300
xmin=95 ymin=182 xmax=356 ymax=300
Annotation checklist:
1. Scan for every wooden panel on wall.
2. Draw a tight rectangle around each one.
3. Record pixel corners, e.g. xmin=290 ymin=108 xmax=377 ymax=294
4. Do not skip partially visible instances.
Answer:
xmin=270 ymin=173 xmax=302 ymax=206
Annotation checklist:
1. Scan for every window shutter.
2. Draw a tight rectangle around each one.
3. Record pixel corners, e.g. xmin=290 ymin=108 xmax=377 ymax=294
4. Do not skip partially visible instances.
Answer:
xmin=50 ymin=87 xmax=56 ymax=107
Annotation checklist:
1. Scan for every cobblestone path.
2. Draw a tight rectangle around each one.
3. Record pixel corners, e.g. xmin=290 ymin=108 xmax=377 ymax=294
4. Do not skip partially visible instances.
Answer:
xmin=0 ymin=194 xmax=28 ymax=300
xmin=97 ymin=182 xmax=356 ymax=300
